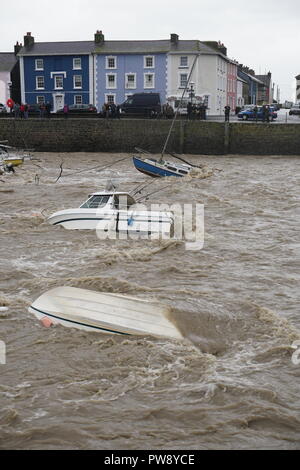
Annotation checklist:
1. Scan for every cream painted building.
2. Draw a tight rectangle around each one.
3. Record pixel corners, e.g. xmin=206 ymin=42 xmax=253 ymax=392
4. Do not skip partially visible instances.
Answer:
xmin=166 ymin=40 xmax=231 ymax=115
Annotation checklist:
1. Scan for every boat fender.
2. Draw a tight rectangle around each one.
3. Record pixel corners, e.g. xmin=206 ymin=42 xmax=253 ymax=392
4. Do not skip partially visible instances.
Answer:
xmin=127 ymin=216 xmax=134 ymax=226
xmin=41 ymin=316 xmax=53 ymax=328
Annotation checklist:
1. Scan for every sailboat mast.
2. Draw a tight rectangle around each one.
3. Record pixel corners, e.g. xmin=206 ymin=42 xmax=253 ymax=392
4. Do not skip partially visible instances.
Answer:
xmin=159 ymin=54 xmax=199 ymax=162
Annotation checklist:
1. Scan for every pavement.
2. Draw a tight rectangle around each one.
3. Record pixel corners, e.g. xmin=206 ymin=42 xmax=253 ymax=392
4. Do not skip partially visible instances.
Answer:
xmin=207 ymin=108 xmax=300 ymax=123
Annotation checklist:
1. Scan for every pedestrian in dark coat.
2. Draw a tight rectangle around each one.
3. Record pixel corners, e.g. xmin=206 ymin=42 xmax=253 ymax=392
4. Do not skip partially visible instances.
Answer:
xmin=187 ymin=102 xmax=193 ymax=120
xmin=224 ymin=105 xmax=231 ymax=122
xmin=45 ymin=102 xmax=51 ymax=118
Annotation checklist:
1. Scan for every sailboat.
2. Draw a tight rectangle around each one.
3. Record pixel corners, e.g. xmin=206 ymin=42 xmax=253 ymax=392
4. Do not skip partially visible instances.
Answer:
xmin=132 ymin=55 xmax=200 ymax=178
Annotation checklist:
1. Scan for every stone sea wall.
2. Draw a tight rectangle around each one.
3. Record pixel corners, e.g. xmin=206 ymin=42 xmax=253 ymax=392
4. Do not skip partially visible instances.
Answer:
xmin=0 ymin=118 xmax=300 ymax=155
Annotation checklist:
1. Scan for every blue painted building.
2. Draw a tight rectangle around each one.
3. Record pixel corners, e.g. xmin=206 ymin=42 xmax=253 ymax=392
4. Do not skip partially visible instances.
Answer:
xmin=18 ymin=33 xmax=94 ymax=112
xmin=237 ymin=66 xmax=264 ymax=105
xmin=94 ymin=31 xmax=168 ymax=109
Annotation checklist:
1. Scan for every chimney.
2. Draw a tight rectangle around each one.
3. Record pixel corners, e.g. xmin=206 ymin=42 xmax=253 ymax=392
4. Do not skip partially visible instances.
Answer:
xmin=170 ymin=33 xmax=179 ymax=44
xmin=24 ymin=32 xmax=34 ymax=48
xmin=14 ymin=41 xmax=22 ymax=55
xmin=203 ymin=41 xmax=227 ymax=56
xmin=95 ymin=30 xmax=105 ymax=45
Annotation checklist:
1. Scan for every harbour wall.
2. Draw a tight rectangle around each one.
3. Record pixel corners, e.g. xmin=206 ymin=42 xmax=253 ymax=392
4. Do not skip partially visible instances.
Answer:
xmin=0 ymin=119 xmax=300 ymax=155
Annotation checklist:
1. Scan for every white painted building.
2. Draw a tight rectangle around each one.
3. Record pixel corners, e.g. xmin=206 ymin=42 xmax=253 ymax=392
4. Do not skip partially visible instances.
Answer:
xmin=0 ymin=53 xmax=17 ymax=107
xmin=166 ymin=39 xmax=231 ymax=115
xmin=237 ymin=76 xmax=246 ymax=108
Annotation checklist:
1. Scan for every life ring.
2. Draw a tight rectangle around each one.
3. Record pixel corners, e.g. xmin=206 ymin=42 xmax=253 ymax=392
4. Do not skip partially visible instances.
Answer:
xmin=6 ymin=98 xmax=14 ymax=108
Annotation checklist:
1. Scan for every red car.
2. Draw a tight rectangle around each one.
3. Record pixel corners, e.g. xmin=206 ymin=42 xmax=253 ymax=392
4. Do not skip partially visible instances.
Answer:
xmin=56 ymin=104 xmax=97 ymax=114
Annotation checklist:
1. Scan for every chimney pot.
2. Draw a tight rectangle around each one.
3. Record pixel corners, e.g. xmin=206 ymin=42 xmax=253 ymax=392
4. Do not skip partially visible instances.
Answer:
xmin=24 ymin=32 xmax=34 ymax=47
xmin=170 ymin=33 xmax=179 ymax=44
xmin=95 ymin=30 xmax=105 ymax=45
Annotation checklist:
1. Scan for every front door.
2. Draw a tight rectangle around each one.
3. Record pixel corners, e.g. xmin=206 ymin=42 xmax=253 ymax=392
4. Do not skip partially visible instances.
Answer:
xmin=54 ymin=94 xmax=64 ymax=112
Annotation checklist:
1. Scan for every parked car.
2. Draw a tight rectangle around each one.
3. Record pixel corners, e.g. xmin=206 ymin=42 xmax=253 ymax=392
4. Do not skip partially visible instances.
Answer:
xmin=56 ymin=104 xmax=97 ymax=114
xmin=289 ymin=104 xmax=300 ymax=116
xmin=28 ymin=104 xmax=43 ymax=115
xmin=120 ymin=93 xmax=161 ymax=117
xmin=0 ymin=103 xmax=7 ymax=114
xmin=238 ymin=106 xmax=277 ymax=121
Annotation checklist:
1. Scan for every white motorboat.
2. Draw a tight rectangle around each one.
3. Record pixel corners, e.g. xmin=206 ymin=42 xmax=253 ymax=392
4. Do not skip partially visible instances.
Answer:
xmin=47 ymin=190 xmax=173 ymax=236
xmin=29 ymin=286 xmax=183 ymax=340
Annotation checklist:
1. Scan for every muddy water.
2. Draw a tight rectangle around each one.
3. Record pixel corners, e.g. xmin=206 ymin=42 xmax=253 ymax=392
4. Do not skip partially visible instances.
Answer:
xmin=0 ymin=152 xmax=299 ymax=450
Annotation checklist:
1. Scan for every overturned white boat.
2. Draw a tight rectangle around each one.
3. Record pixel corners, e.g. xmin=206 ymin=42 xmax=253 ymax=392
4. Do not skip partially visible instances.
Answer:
xmin=28 ymin=286 xmax=182 ymax=340
xmin=47 ymin=191 xmax=173 ymax=236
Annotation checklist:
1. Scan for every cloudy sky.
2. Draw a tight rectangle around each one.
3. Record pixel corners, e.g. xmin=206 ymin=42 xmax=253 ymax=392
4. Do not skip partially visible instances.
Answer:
xmin=2 ymin=0 xmax=299 ymax=101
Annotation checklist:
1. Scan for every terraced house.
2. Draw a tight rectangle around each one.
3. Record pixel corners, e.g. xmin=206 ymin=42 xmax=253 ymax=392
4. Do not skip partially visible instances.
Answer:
xmin=18 ymin=33 xmax=94 ymax=112
xmin=93 ymin=31 xmax=168 ymax=108
xmin=17 ymin=31 xmax=239 ymax=115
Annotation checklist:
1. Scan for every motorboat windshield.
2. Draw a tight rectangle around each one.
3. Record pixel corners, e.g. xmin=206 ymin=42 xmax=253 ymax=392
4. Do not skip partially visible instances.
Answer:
xmin=80 ymin=194 xmax=110 ymax=209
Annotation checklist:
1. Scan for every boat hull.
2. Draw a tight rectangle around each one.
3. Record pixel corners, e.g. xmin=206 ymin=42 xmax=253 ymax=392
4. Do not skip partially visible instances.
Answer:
xmin=29 ymin=286 xmax=182 ymax=340
xmin=48 ymin=208 xmax=173 ymax=234
xmin=133 ymin=156 xmax=190 ymax=178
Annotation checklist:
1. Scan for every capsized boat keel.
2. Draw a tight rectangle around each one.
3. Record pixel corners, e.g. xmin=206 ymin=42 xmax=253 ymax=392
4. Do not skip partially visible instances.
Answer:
xmin=29 ymin=286 xmax=183 ymax=340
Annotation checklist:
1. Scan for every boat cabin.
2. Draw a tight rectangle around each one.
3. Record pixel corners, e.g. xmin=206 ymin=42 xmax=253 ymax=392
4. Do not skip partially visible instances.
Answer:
xmin=80 ymin=192 xmax=136 ymax=210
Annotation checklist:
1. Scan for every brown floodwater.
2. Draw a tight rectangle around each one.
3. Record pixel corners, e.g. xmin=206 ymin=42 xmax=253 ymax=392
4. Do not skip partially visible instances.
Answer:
xmin=0 ymin=152 xmax=299 ymax=450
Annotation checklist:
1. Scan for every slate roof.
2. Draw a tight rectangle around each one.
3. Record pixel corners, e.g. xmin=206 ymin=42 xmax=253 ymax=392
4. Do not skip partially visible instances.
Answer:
xmin=0 ymin=53 xmax=17 ymax=72
xmin=18 ymin=38 xmax=226 ymax=57
xmin=255 ymin=75 xmax=271 ymax=86
xmin=18 ymin=41 xmax=95 ymax=56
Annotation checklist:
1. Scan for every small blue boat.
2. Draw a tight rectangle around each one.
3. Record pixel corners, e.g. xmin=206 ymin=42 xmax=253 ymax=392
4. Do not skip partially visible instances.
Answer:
xmin=133 ymin=155 xmax=191 ymax=178
xmin=132 ymin=55 xmax=199 ymax=179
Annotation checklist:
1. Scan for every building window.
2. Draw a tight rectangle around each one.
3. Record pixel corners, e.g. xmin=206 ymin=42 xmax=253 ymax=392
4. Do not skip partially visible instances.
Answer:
xmin=35 ymin=59 xmax=44 ymax=71
xmin=144 ymin=73 xmax=155 ymax=88
xmin=54 ymin=75 xmax=63 ymax=89
xmin=73 ymin=75 xmax=82 ymax=89
xmin=144 ymin=56 xmax=154 ymax=68
xmin=125 ymin=73 xmax=136 ymax=89
xmin=203 ymin=95 xmax=210 ymax=108
xmin=36 ymin=76 xmax=45 ymax=89
xmin=106 ymin=74 xmax=116 ymax=89
xmin=106 ymin=56 xmax=116 ymax=69
xmin=74 ymin=95 xmax=83 ymax=105
xmin=36 ymin=96 xmax=45 ymax=104
xmin=179 ymin=73 xmax=188 ymax=88
xmin=180 ymin=56 xmax=188 ymax=67
xmin=105 ymin=94 xmax=116 ymax=104
xmin=73 ymin=58 xmax=82 ymax=70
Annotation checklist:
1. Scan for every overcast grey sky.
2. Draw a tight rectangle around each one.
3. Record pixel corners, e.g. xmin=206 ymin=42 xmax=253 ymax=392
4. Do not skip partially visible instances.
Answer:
xmin=2 ymin=0 xmax=299 ymax=101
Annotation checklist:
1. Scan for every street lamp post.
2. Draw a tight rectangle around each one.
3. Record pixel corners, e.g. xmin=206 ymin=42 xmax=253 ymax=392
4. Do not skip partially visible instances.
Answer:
xmin=187 ymin=81 xmax=195 ymax=105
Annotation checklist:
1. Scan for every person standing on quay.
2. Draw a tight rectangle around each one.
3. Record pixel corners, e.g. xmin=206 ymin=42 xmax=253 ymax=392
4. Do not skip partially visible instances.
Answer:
xmin=45 ymin=102 xmax=51 ymax=118
xmin=224 ymin=105 xmax=231 ymax=122
xmin=13 ymin=102 xmax=20 ymax=118
xmin=63 ymin=104 xmax=69 ymax=119
xmin=20 ymin=103 xmax=25 ymax=119
xmin=253 ymin=105 xmax=258 ymax=122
